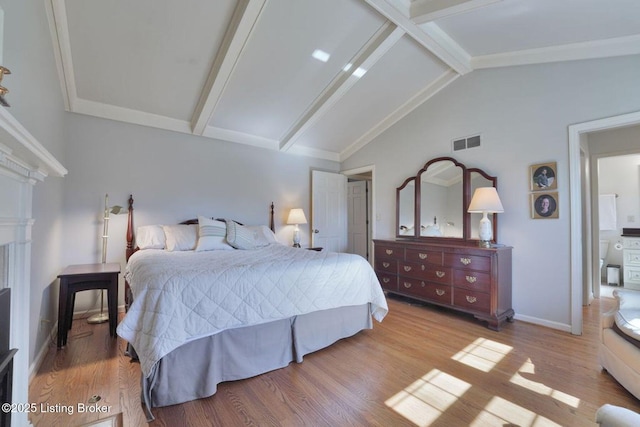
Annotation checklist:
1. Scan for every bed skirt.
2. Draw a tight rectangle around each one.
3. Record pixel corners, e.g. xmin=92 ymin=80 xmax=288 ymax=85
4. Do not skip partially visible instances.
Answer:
xmin=139 ymin=303 xmax=373 ymax=419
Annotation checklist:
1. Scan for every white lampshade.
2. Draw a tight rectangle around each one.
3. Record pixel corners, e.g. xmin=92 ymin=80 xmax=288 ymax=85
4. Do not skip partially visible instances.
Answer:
xmin=468 ymin=187 xmax=504 ymax=214
xmin=287 ymin=208 xmax=308 ymax=225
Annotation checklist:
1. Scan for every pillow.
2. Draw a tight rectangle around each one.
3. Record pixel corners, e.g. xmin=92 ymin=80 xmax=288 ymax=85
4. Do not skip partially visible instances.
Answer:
xmin=136 ymin=225 xmax=166 ymax=249
xmin=163 ymin=224 xmax=198 ymax=251
xmin=614 ymin=308 xmax=640 ymax=342
xmin=246 ymin=225 xmax=278 ymax=247
xmin=226 ymin=221 xmax=259 ymax=250
xmin=195 ymin=216 xmax=233 ymax=251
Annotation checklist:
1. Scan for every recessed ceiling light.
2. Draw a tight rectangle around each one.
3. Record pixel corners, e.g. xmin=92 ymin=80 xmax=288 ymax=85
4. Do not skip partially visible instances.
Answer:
xmin=312 ymin=49 xmax=330 ymax=63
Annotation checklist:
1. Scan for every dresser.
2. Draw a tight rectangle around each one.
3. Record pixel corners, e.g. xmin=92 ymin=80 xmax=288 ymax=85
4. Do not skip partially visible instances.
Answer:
xmin=622 ymin=235 xmax=640 ymax=290
xmin=374 ymin=239 xmax=514 ymax=330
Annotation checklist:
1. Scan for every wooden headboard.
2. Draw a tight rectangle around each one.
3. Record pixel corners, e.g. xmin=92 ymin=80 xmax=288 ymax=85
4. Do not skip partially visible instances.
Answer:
xmin=124 ymin=196 xmax=276 ymax=262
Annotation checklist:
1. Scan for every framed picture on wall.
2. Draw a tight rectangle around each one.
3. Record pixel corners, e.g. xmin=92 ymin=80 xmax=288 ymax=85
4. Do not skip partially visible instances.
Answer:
xmin=530 ymin=162 xmax=557 ymax=191
xmin=531 ymin=192 xmax=559 ymax=219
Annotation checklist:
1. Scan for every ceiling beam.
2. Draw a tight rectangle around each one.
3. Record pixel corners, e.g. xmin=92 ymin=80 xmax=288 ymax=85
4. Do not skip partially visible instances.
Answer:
xmin=191 ymin=0 xmax=266 ymax=136
xmin=363 ymin=0 xmax=472 ymax=74
xmin=340 ymin=69 xmax=459 ymax=161
xmin=471 ymin=34 xmax=640 ymax=69
xmin=279 ymin=23 xmax=405 ymax=152
xmin=410 ymin=0 xmax=502 ymax=24
xmin=45 ymin=0 xmax=77 ymax=111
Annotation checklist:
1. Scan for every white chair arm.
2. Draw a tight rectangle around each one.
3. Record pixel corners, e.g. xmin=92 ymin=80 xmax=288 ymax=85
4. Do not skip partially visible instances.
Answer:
xmin=596 ymin=404 xmax=640 ymax=426
xmin=601 ymin=310 xmax=615 ymax=330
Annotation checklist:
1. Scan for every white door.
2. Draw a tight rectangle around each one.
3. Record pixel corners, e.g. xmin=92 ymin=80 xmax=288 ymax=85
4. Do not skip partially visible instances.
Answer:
xmin=312 ymin=170 xmax=347 ymax=252
xmin=347 ymin=180 xmax=368 ymax=259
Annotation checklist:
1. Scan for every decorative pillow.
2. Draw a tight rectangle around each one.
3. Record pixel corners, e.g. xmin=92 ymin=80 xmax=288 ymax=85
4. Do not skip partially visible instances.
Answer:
xmin=136 ymin=225 xmax=166 ymax=249
xmin=195 ymin=216 xmax=233 ymax=251
xmin=614 ymin=309 xmax=640 ymax=342
xmin=226 ymin=220 xmax=259 ymax=250
xmin=163 ymin=224 xmax=198 ymax=251
xmin=246 ymin=225 xmax=278 ymax=247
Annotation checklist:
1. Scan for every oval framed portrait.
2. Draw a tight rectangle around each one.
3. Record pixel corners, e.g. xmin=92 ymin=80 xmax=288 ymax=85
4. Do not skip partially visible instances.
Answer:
xmin=530 ymin=162 xmax=557 ymax=191
xmin=531 ymin=192 xmax=559 ymax=219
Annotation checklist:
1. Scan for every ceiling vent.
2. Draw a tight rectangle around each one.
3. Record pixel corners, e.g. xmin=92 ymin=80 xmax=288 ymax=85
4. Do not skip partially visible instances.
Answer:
xmin=452 ymin=134 xmax=481 ymax=152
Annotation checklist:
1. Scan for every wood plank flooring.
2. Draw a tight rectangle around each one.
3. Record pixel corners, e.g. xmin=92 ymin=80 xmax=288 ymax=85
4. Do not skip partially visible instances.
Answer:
xmin=29 ymin=294 xmax=640 ymax=426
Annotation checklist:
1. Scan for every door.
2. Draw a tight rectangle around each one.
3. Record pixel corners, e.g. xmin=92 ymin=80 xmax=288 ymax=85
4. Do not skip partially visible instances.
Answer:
xmin=311 ymin=170 xmax=347 ymax=252
xmin=348 ymin=180 xmax=369 ymax=259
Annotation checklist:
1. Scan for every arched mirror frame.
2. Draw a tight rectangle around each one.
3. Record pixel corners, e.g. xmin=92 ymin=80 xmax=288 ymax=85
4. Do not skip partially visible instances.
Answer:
xmin=395 ymin=156 xmax=499 ymax=244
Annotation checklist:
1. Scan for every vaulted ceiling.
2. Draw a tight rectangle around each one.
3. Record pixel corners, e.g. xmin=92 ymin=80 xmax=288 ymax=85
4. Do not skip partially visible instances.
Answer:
xmin=46 ymin=0 xmax=640 ymax=161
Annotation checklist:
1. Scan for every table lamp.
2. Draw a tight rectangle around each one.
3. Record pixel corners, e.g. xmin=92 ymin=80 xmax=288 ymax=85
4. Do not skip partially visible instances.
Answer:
xmin=467 ymin=187 xmax=504 ymax=248
xmin=287 ymin=208 xmax=307 ymax=248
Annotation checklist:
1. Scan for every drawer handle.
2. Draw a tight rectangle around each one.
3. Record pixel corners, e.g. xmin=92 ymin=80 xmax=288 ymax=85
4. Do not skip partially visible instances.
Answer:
xmin=435 ymin=289 xmax=445 ymax=296
xmin=403 ymin=282 xmax=412 ymax=288
xmin=465 ymin=275 xmax=477 ymax=283
xmin=404 ymin=266 xmax=412 ymax=272
xmin=460 ymin=257 xmax=472 ymax=265
xmin=466 ymin=295 xmax=477 ymax=303
xmin=386 ymin=249 xmax=394 ymax=255
xmin=436 ymin=271 xmax=445 ymax=278
xmin=382 ymin=277 xmax=390 ymax=283
xmin=383 ymin=262 xmax=390 ymax=268
xmin=421 ymin=265 xmax=425 ymax=271
xmin=419 ymin=253 xmax=428 ymax=259
xmin=421 ymin=281 xmax=426 ymax=287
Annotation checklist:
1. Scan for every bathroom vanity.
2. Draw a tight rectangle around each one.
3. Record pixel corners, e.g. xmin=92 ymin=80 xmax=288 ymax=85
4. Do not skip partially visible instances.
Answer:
xmin=622 ymin=228 xmax=640 ymax=290
xmin=376 ymin=156 xmax=514 ymax=330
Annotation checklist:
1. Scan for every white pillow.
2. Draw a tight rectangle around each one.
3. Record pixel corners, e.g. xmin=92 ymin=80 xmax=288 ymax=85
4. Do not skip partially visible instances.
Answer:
xmin=136 ymin=225 xmax=166 ymax=249
xmin=226 ymin=221 xmax=259 ymax=250
xmin=246 ymin=225 xmax=278 ymax=247
xmin=163 ymin=224 xmax=198 ymax=251
xmin=195 ymin=216 xmax=233 ymax=251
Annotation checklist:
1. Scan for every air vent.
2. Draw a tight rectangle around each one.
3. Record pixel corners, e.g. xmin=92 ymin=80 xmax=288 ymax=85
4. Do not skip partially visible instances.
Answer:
xmin=452 ymin=134 xmax=481 ymax=151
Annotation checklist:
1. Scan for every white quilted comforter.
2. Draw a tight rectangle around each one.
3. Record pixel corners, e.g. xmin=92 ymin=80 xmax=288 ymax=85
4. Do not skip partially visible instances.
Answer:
xmin=116 ymin=244 xmax=388 ymax=377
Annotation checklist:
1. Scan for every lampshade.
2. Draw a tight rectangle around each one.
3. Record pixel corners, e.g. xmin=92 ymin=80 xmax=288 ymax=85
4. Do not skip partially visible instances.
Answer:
xmin=468 ymin=187 xmax=504 ymax=213
xmin=287 ymin=208 xmax=308 ymax=225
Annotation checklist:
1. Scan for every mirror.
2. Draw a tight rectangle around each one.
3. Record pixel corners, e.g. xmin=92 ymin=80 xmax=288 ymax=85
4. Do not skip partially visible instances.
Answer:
xmin=397 ymin=177 xmax=416 ymax=236
xmin=396 ymin=157 xmax=499 ymax=243
xmin=418 ymin=159 xmax=463 ymax=238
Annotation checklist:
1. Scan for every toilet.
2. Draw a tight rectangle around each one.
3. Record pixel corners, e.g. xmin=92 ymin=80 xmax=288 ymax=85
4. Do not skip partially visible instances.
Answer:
xmin=599 ymin=240 xmax=610 ymax=277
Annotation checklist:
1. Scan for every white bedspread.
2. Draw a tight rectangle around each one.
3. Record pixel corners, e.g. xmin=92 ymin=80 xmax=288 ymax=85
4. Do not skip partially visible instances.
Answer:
xmin=116 ymin=244 xmax=388 ymax=377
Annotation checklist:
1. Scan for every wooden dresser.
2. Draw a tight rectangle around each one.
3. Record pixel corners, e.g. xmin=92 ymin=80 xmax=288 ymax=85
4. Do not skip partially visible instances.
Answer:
xmin=374 ymin=239 xmax=514 ymax=330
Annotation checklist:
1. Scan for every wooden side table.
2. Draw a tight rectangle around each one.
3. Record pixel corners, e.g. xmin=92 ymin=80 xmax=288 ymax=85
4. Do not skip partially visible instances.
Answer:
xmin=57 ymin=263 xmax=120 ymax=348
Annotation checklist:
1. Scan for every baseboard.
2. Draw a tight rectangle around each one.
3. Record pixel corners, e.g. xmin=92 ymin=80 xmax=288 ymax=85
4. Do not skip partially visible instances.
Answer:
xmin=513 ymin=313 xmax=572 ymax=333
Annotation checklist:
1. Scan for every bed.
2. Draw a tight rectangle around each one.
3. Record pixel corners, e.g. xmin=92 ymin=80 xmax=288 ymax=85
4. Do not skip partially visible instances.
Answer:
xmin=115 ymin=196 xmax=388 ymax=420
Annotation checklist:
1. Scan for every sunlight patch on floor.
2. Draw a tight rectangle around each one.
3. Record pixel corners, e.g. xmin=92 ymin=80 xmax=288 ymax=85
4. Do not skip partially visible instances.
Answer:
xmin=509 ymin=360 xmax=581 ymax=408
xmin=451 ymin=338 xmax=513 ymax=372
xmin=385 ymin=369 xmax=471 ymax=426
xmin=470 ymin=396 xmax=563 ymax=427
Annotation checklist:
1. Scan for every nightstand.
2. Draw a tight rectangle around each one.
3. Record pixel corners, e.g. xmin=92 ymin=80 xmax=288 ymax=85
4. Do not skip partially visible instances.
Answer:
xmin=57 ymin=263 xmax=120 ymax=348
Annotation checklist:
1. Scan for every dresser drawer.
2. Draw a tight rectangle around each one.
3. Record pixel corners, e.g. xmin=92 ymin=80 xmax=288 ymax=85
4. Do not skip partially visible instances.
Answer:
xmin=623 ymin=237 xmax=640 ymax=250
xmin=624 ymin=267 xmax=640 ymax=284
xmin=375 ymin=245 xmax=403 ymax=260
xmin=453 ymin=269 xmax=491 ymax=293
xmin=376 ymin=272 xmax=397 ymax=291
xmin=453 ymin=289 xmax=490 ymax=313
xmin=444 ymin=254 xmax=491 ymax=271
xmin=623 ymin=250 xmax=640 ymax=267
xmin=400 ymin=262 xmax=451 ymax=284
xmin=405 ymin=248 xmax=442 ymax=265
xmin=375 ymin=259 xmax=398 ymax=274
xmin=398 ymin=277 xmax=452 ymax=304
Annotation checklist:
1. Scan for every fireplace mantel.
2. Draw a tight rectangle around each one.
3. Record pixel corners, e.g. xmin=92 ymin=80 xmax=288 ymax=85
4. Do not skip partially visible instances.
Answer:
xmin=0 ymin=105 xmax=66 ymax=427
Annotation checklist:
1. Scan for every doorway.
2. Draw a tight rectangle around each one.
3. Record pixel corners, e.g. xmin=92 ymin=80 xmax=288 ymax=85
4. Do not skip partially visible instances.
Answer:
xmin=569 ymin=110 xmax=640 ymax=335
xmin=343 ymin=165 xmax=375 ymax=264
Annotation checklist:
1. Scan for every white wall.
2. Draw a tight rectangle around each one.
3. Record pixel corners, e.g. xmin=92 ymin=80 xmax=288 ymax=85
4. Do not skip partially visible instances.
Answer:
xmin=342 ymin=55 xmax=640 ymax=329
xmin=1 ymin=0 xmax=67 ymax=368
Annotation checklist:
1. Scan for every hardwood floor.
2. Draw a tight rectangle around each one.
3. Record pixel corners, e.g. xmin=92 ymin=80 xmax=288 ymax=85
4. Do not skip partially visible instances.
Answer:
xmin=29 ymin=295 xmax=640 ymax=426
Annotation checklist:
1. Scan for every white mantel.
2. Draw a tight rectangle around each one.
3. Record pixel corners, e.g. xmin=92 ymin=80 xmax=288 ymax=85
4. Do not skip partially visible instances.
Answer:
xmin=0 ymin=105 xmax=66 ymax=427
